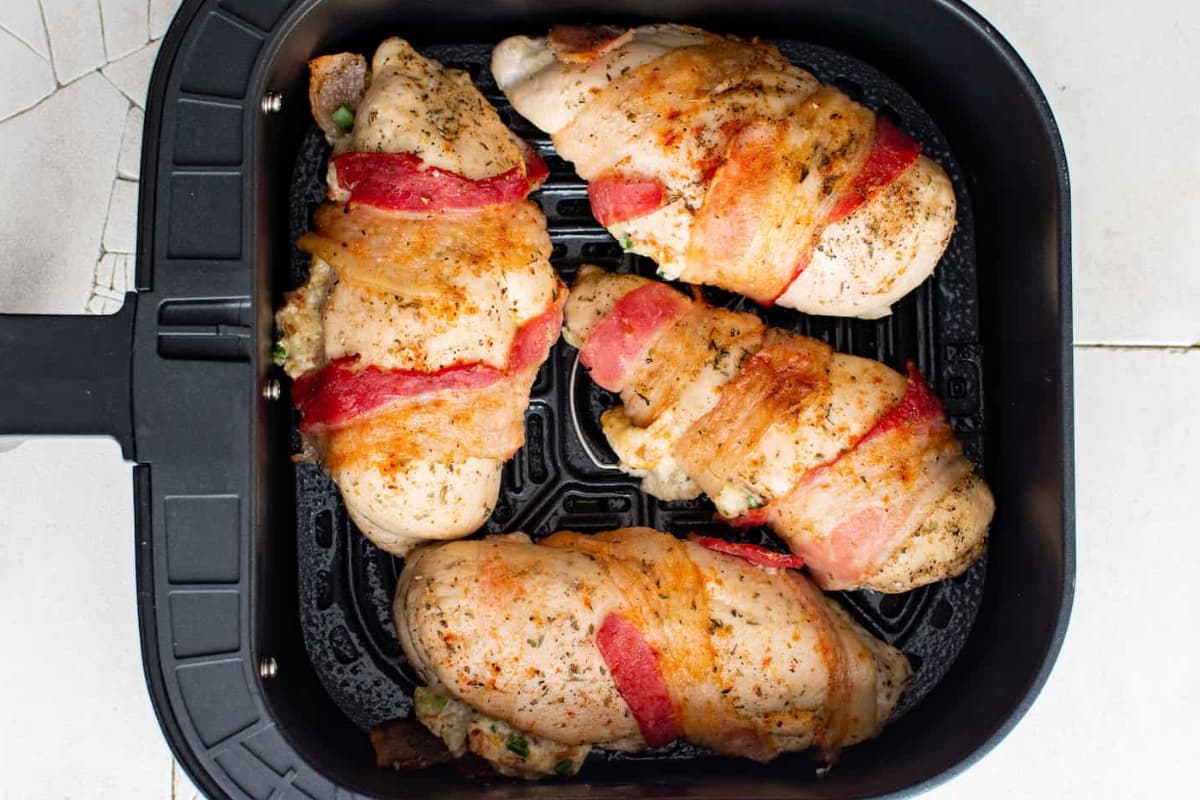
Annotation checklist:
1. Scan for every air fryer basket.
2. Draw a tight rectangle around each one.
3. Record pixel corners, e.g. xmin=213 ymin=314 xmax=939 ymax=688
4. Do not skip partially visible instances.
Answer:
xmin=0 ymin=1 xmax=1072 ymax=798
xmin=291 ymin=39 xmax=987 ymax=737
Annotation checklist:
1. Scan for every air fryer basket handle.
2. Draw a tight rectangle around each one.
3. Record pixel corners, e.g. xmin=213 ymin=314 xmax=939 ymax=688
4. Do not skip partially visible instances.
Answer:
xmin=0 ymin=296 xmax=136 ymax=458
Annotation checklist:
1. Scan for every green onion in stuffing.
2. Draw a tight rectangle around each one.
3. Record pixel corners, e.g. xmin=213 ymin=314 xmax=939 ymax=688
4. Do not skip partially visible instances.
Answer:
xmin=505 ymin=735 xmax=529 ymax=759
xmin=554 ymin=760 xmax=573 ymax=775
xmin=332 ymin=105 xmax=354 ymax=130
xmin=271 ymin=342 xmax=287 ymax=365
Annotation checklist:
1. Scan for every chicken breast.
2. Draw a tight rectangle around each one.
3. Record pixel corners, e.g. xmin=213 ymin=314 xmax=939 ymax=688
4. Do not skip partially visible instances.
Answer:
xmin=563 ymin=265 xmax=992 ymax=592
xmin=493 ymin=25 xmax=956 ymax=318
xmin=395 ymin=528 xmax=910 ymax=778
xmin=277 ymin=39 xmax=564 ymax=554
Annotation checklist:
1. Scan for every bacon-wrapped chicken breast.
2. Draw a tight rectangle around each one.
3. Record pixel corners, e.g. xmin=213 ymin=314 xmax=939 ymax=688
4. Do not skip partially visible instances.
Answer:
xmin=396 ymin=528 xmax=910 ymax=778
xmin=563 ymin=265 xmax=992 ymax=592
xmin=492 ymin=25 xmax=956 ymax=319
xmin=276 ymin=38 xmax=565 ymax=554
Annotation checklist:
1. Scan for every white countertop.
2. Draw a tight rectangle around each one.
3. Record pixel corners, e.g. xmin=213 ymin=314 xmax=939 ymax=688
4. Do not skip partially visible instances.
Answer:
xmin=1 ymin=1 xmax=1196 ymax=797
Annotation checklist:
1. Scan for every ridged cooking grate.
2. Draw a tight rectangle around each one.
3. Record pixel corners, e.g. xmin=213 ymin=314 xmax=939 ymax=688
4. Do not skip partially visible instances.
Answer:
xmin=287 ymin=41 xmax=988 ymax=762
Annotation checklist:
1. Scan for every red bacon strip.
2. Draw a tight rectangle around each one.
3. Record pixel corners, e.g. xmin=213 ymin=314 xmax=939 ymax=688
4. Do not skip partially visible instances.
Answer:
xmin=736 ymin=118 xmax=920 ymax=306
xmin=507 ymin=288 xmax=567 ymax=374
xmin=292 ymin=356 xmax=502 ymax=431
xmin=293 ymin=298 xmax=566 ymax=430
xmin=688 ymin=535 xmax=805 ymax=569
xmin=826 ymin=118 xmax=922 ymax=225
xmin=548 ymin=25 xmax=634 ymax=63
xmin=519 ymin=140 xmax=550 ymax=191
xmin=594 ymin=613 xmax=681 ymax=747
xmin=857 ymin=362 xmax=943 ymax=441
xmin=579 ymin=283 xmax=691 ymax=391
xmin=588 ymin=175 xmax=667 ymax=226
xmin=332 ymin=146 xmax=548 ymax=211
xmin=726 ymin=362 xmax=942 ymax=527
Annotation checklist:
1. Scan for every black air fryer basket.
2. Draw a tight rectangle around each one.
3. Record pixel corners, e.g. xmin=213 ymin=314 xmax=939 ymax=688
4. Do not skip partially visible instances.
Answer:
xmin=0 ymin=1 xmax=1073 ymax=798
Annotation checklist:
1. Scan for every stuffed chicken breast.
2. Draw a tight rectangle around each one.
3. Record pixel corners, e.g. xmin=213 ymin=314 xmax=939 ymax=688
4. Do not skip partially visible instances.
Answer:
xmin=395 ymin=528 xmax=910 ymax=778
xmin=563 ymin=266 xmax=992 ymax=592
xmin=493 ymin=25 xmax=955 ymax=319
xmin=276 ymin=38 xmax=565 ymax=554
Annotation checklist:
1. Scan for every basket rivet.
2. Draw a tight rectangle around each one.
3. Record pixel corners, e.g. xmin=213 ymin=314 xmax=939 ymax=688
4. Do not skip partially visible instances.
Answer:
xmin=258 ymin=657 xmax=279 ymax=679
xmin=261 ymin=92 xmax=283 ymax=114
xmin=263 ymin=378 xmax=281 ymax=401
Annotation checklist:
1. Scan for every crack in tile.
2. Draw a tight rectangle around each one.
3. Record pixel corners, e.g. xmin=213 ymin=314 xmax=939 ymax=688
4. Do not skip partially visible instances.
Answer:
xmin=0 ymin=21 xmax=49 ymax=65
xmin=100 ymin=40 xmax=158 ymax=107
xmin=34 ymin=0 xmax=53 ymax=76
xmin=95 ymin=0 xmax=107 ymax=60
xmin=1074 ymin=343 xmax=1200 ymax=352
xmin=40 ymin=0 xmax=107 ymax=85
xmin=102 ymin=176 xmax=139 ymax=253
xmin=0 ymin=0 xmax=51 ymax=59
xmin=116 ymin=103 xmax=143 ymax=179
xmin=0 ymin=26 xmax=56 ymax=123
xmin=100 ymin=0 xmax=150 ymax=63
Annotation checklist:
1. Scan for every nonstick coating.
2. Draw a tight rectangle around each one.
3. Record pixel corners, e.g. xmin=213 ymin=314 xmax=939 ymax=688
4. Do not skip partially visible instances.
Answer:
xmin=287 ymin=41 xmax=988 ymax=763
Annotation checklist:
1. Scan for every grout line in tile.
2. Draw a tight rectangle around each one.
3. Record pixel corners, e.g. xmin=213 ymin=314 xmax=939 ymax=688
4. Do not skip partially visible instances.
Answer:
xmin=0 ymin=22 xmax=50 ymax=66
xmin=99 ymin=68 xmax=144 ymax=108
xmin=0 ymin=59 xmax=125 ymax=126
xmin=96 ymin=0 xmax=108 ymax=62
xmin=34 ymin=0 xmax=68 ymax=89
xmin=1074 ymin=343 xmax=1199 ymax=352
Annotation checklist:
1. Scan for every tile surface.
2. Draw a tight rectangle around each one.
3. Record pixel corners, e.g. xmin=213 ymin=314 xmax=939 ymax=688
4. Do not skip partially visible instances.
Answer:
xmin=925 ymin=347 xmax=1200 ymax=799
xmin=969 ymin=0 xmax=1200 ymax=346
xmin=0 ymin=25 xmax=55 ymax=121
xmin=101 ymin=0 xmax=151 ymax=62
xmin=0 ymin=72 xmax=128 ymax=314
xmin=0 ymin=1 xmax=1196 ymax=798
xmin=0 ymin=438 xmax=173 ymax=799
xmin=41 ymin=0 xmax=107 ymax=84
xmin=151 ymin=0 xmax=179 ymax=41
xmin=103 ymin=177 xmax=139 ymax=253
xmin=102 ymin=40 xmax=160 ymax=108
xmin=0 ymin=0 xmax=51 ymax=60
xmin=118 ymin=105 xmax=145 ymax=179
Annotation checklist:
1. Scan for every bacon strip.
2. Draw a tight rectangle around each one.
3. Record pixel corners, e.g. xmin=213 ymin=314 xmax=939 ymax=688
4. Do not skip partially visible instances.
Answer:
xmin=751 ymin=364 xmax=963 ymax=586
xmin=683 ymin=89 xmax=876 ymax=305
xmin=859 ymin=362 xmax=943 ymax=440
xmin=324 ymin=374 xmax=532 ymax=470
xmin=294 ymin=297 xmax=565 ymax=430
xmin=508 ymin=287 xmax=567 ymax=374
xmin=787 ymin=573 xmax=851 ymax=757
xmin=726 ymin=362 xmax=940 ymax=528
xmin=826 ymin=118 xmax=922 ymax=224
xmin=688 ymin=535 xmax=805 ymax=570
xmin=548 ymin=25 xmax=635 ymax=64
xmin=588 ymin=175 xmax=667 ymax=226
xmin=595 ymin=613 xmax=681 ymax=746
xmin=293 ymin=356 xmax=502 ymax=431
xmin=518 ymin=140 xmax=550 ymax=190
xmin=332 ymin=147 xmax=547 ymax=211
xmin=544 ymin=529 xmax=775 ymax=760
xmin=674 ymin=334 xmax=833 ymax=498
xmin=299 ymin=201 xmax=552 ymax=299
xmin=579 ymin=283 xmax=691 ymax=391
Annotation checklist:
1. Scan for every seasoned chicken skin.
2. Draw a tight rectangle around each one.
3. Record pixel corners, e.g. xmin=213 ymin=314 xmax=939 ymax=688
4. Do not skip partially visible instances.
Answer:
xmin=493 ymin=25 xmax=956 ymax=318
xmin=563 ymin=266 xmax=992 ymax=592
xmin=396 ymin=528 xmax=910 ymax=778
xmin=277 ymin=39 xmax=563 ymax=554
